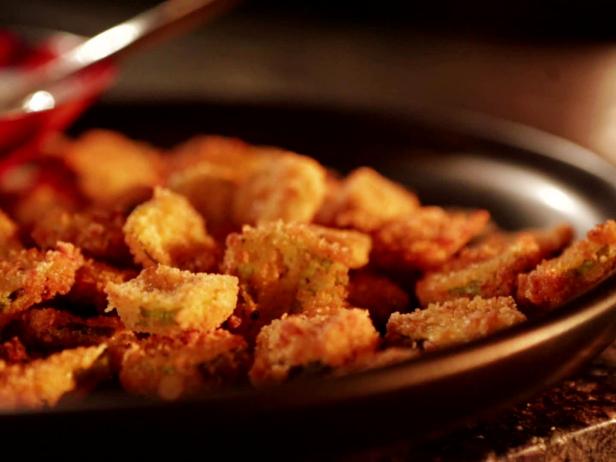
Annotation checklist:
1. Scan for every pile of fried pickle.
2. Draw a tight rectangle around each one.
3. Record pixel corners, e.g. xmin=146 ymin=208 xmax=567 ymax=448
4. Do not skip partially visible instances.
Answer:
xmin=1 ymin=130 xmax=615 ymax=410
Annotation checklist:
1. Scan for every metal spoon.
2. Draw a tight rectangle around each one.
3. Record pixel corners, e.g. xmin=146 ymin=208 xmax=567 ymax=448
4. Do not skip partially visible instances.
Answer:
xmin=0 ymin=0 xmax=236 ymax=114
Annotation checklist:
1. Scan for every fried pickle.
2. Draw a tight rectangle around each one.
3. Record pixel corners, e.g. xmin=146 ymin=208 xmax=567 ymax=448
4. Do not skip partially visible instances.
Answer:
xmin=14 ymin=307 xmax=122 ymax=351
xmin=232 ymin=152 xmax=326 ymax=226
xmin=123 ymin=187 xmax=219 ymax=272
xmin=386 ymin=296 xmax=526 ymax=352
xmin=0 ymin=344 xmax=106 ymax=410
xmin=119 ymin=329 xmax=248 ymax=400
xmin=416 ymin=225 xmax=573 ymax=305
xmin=106 ymin=265 xmax=238 ymax=335
xmin=316 ymin=167 xmax=420 ymax=232
xmin=0 ymin=243 xmax=83 ymax=327
xmin=250 ymin=308 xmax=379 ymax=386
xmin=372 ymin=207 xmax=490 ymax=272
xmin=63 ymin=130 xmax=163 ymax=206
xmin=348 ymin=270 xmax=410 ymax=327
xmin=221 ymin=221 xmax=371 ymax=336
xmin=517 ymin=220 xmax=616 ymax=310
xmin=31 ymin=208 xmax=132 ymax=265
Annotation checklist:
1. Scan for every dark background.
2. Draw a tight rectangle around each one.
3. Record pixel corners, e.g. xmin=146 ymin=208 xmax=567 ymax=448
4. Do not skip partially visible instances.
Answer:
xmin=3 ymin=0 xmax=616 ymax=159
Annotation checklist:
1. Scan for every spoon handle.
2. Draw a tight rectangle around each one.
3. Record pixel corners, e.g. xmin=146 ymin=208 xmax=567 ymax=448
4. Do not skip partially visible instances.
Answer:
xmin=3 ymin=0 xmax=235 ymax=109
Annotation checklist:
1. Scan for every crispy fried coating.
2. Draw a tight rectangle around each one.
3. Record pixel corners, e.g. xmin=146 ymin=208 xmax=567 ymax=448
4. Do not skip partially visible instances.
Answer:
xmin=0 ymin=209 xmax=21 ymax=256
xmin=106 ymin=265 xmax=238 ymax=335
xmin=0 ymin=337 xmax=28 ymax=364
xmin=168 ymin=135 xmax=256 ymax=173
xmin=372 ymin=207 xmax=490 ymax=272
xmin=123 ymin=187 xmax=219 ymax=272
xmin=119 ymin=329 xmax=248 ymax=400
xmin=0 ymin=243 xmax=83 ymax=326
xmin=416 ymin=225 xmax=574 ymax=305
xmin=249 ymin=308 xmax=379 ymax=386
xmin=316 ymin=167 xmax=420 ymax=232
xmin=222 ymin=222 xmax=371 ymax=335
xmin=333 ymin=347 xmax=419 ymax=376
xmin=63 ymin=130 xmax=163 ymax=206
xmin=386 ymin=296 xmax=526 ymax=352
xmin=517 ymin=220 xmax=616 ymax=310
xmin=167 ymin=162 xmax=240 ymax=238
xmin=31 ymin=208 xmax=132 ymax=265
xmin=0 ymin=344 xmax=106 ymax=410
xmin=232 ymin=152 xmax=326 ymax=226
xmin=348 ymin=270 xmax=410 ymax=327
xmin=65 ymin=259 xmax=137 ymax=313
xmin=14 ymin=307 xmax=122 ymax=351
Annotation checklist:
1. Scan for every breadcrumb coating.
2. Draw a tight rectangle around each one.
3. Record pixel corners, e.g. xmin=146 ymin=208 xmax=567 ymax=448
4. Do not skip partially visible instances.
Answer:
xmin=106 ymin=265 xmax=238 ymax=335
xmin=0 ymin=344 xmax=106 ymax=410
xmin=386 ymin=296 xmax=526 ymax=351
xmin=123 ymin=187 xmax=219 ymax=272
xmin=250 ymin=308 xmax=379 ymax=386
xmin=14 ymin=307 xmax=122 ymax=351
xmin=0 ymin=243 xmax=83 ymax=327
xmin=119 ymin=329 xmax=248 ymax=400
xmin=31 ymin=208 xmax=132 ymax=265
xmin=417 ymin=225 xmax=574 ymax=305
xmin=232 ymin=153 xmax=326 ymax=226
xmin=221 ymin=222 xmax=371 ymax=336
xmin=517 ymin=220 xmax=616 ymax=310
xmin=348 ymin=270 xmax=410 ymax=327
xmin=63 ymin=130 xmax=163 ymax=206
xmin=334 ymin=347 xmax=420 ymax=376
xmin=316 ymin=167 xmax=420 ymax=232
xmin=372 ymin=207 xmax=490 ymax=272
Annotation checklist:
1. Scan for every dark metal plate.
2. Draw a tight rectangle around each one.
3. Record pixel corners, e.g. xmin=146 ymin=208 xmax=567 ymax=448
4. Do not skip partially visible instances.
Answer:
xmin=3 ymin=102 xmax=616 ymax=456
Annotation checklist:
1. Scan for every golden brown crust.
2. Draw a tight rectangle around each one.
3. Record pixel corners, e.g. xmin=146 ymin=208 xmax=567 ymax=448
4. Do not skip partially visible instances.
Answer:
xmin=63 ymin=130 xmax=163 ymax=206
xmin=221 ymin=222 xmax=371 ymax=337
xmin=333 ymin=347 xmax=419 ymax=376
xmin=13 ymin=307 xmax=122 ymax=351
xmin=416 ymin=225 xmax=574 ymax=305
xmin=31 ymin=208 xmax=132 ymax=265
xmin=119 ymin=329 xmax=248 ymax=400
xmin=0 ymin=344 xmax=106 ymax=410
xmin=0 ymin=208 xmax=21 ymax=257
xmin=372 ymin=207 xmax=490 ymax=272
xmin=232 ymin=152 xmax=327 ymax=226
xmin=386 ymin=296 xmax=526 ymax=352
xmin=123 ymin=187 xmax=220 ymax=272
xmin=249 ymin=308 xmax=379 ymax=386
xmin=316 ymin=167 xmax=420 ymax=232
xmin=0 ymin=243 xmax=83 ymax=327
xmin=106 ymin=265 xmax=238 ymax=335
xmin=517 ymin=220 xmax=616 ymax=310
xmin=348 ymin=270 xmax=410 ymax=327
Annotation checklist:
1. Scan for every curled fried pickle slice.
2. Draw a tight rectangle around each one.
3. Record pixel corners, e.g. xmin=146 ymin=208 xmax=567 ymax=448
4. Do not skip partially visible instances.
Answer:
xmin=372 ymin=207 xmax=490 ymax=272
xmin=517 ymin=220 xmax=616 ymax=310
xmin=119 ymin=329 xmax=248 ymax=401
xmin=63 ymin=130 xmax=163 ymax=206
xmin=249 ymin=308 xmax=379 ymax=386
xmin=316 ymin=167 xmax=420 ymax=232
xmin=123 ymin=187 xmax=219 ymax=272
xmin=0 ymin=344 xmax=106 ymax=410
xmin=221 ymin=221 xmax=371 ymax=336
xmin=13 ymin=307 xmax=122 ymax=351
xmin=0 ymin=243 xmax=83 ymax=326
xmin=232 ymin=152 xmax=326 ymax=226
xmin=416 ymin=225 xmax=573 ymax=305
xmin=386 ymin=296 xmax=526 ymax=352
xmin=31 ymin=208 xmax=132 ymax=265
xmin=65 ymin=259 xmax=137 ymax=313
xmin=348 ymin=270 xmax=410 ymax=328
xmin=106 ymin=265 xmax=238 ymax=335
